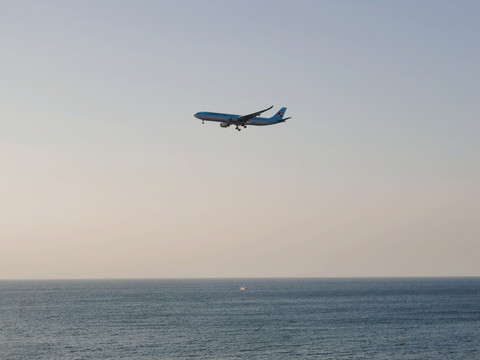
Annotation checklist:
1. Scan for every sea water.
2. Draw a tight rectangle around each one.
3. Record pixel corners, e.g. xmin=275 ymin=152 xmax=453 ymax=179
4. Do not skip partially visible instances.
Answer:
xmin=0 ymin=278 xmax=478 ymax=359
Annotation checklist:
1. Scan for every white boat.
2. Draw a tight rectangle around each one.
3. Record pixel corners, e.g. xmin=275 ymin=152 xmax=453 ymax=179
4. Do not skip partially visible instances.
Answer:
xmin=240 ymin=286 xmax=247 ymax=291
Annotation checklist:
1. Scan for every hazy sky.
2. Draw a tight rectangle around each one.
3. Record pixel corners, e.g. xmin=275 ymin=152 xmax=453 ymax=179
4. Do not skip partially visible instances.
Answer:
xmin=1 ymin=1 xmax=479 ymax=279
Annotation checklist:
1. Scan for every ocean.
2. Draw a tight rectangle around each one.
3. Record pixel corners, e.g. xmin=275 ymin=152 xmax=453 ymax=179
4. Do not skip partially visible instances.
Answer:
xmin=0 ymin=278 xmax=478 ymax=359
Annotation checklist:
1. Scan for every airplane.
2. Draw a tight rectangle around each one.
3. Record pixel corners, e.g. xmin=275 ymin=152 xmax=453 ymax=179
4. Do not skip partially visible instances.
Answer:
xmin=194 ymin=106 xmax=290 ymax=131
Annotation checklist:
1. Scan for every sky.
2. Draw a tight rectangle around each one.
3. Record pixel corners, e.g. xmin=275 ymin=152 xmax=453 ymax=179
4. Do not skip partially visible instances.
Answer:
xmin=1 ymin=0 xmax=479 ymax=279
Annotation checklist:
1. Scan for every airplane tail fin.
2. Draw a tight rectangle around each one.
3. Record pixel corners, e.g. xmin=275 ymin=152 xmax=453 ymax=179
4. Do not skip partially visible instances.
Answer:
xmin=270 ymin=107 xmax=287 ymax=121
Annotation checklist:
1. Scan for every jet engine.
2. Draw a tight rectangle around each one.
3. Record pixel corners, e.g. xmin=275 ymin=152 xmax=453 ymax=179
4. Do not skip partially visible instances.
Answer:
xmin=220 ymin=123 xmax=230 ymax=128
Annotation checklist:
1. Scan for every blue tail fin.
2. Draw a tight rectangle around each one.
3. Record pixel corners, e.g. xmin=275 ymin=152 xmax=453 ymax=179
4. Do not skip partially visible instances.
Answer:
xmin=271 ymin=107 xmax=287 ymax=121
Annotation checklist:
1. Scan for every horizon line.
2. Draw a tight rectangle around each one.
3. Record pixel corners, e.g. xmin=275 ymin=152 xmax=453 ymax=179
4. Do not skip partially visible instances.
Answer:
xmin=1 ymin=275 xmax=479 ymax=281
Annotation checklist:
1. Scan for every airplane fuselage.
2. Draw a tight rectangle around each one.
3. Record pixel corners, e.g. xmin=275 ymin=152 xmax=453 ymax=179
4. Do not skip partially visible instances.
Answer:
xmin=194 ymin=112 xmax=283 ymax=126
xmin=194 ymin=106 xmax=289 ymax=131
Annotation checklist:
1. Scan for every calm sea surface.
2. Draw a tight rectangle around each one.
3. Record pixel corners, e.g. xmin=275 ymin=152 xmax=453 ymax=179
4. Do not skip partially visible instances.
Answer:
xmin=0 ymin=278 xmax=478 ymax=359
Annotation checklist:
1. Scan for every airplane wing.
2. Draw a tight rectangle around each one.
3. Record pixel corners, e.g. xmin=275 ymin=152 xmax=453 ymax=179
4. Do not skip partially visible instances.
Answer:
xmin=236 ymin=105 xmax=273 ymax=123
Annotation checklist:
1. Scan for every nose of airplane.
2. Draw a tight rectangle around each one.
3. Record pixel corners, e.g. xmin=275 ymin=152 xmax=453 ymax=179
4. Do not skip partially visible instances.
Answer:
xmin=194 ymin=112 xmax=200 ymax=119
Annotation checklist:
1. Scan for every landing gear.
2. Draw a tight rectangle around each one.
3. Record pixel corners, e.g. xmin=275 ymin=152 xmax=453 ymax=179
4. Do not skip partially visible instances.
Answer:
xmin=202 ymin=121 xmax=204 ymax=124
xmin=236 ymin=126 xmax=241 ymax=131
